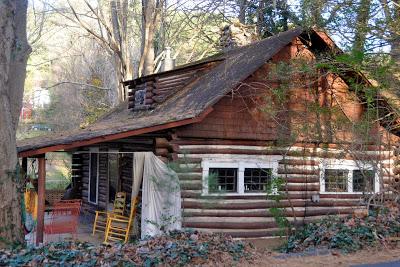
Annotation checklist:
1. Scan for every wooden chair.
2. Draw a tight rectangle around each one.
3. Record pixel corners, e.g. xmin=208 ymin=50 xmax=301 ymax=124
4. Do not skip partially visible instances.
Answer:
xmin=92 ymin=192 xmax=126 ymax=235
xmin=104 ymin=197 xmax=139 ymax=244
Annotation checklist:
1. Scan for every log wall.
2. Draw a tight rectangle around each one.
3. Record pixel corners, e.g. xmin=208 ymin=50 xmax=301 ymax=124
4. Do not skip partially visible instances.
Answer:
xmin=169 ymin=39 xmax=400 ymax=237
xmin=170 ymin=139 xmax=396 ymax=238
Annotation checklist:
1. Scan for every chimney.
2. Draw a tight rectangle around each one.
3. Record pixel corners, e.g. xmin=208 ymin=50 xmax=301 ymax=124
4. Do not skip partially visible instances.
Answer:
xmin=161 ymin=47 xmax=175 ymax=72
xmin=219 ymin=20 xmax=259 ymax=51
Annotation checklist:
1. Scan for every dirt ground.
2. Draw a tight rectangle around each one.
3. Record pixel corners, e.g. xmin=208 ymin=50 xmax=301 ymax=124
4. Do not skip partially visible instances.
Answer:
xmin=244 ymin=238 xmax=400 ymax=267
xmin=254 ymin=247 xmax=400 ymax=267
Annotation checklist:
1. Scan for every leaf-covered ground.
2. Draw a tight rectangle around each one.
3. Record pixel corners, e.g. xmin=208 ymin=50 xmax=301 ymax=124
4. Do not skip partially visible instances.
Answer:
xmin=0 ymin=230 xmax=257 ymax=266
xmin=282 ymin=204 xmax=400 ymax=253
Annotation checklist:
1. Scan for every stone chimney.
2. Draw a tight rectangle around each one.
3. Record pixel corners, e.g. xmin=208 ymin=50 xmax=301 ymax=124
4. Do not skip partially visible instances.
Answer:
xmin=161 ymin=47 xmax=175 ymax=72
xmin=219 ymin=20 xmax=259 ymax=51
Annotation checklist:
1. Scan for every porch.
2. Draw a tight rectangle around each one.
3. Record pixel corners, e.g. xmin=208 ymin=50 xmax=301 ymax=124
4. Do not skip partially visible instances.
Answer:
xmin=25 ymin=214 xmax=100 ymax=245
xmin=20 ymin=134 xmax=178 ymax=245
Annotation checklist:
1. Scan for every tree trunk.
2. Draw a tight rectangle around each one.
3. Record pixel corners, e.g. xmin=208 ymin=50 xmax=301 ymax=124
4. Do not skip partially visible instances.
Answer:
xmin=110 ymin=0 xmax=132 ymax=102
xmin=280 ymin=0 xmax=289 ymax=31
xmin=237 ymin=0 xmax=247 ymax=23
xmin=389 ymin=1 xmax=400 ymax=70
xmin=0 ymin=0 xmax=30 ymax=247
xmin=256 ymin=0 xmax=265 ymax=37
xmin=379 ymin=0 xmax=400 ymax=89
xmin=139 ymin=0 xmax=163 ymax=77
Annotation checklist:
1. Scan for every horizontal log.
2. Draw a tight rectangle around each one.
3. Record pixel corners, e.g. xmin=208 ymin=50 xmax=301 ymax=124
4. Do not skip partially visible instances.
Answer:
xmin=183 ymin=207 xmax=355 ymax=218
xmin=155 ymin=76 xmax=192 ymax=87
xmin=176 ymin=149 xmax=393 ymax=160
xmin=180 ymin=182 xmax=202 ymax=190
xmin=155 ymin=137 xmax=170 ymax=149
xmin=285 ymin=184 xmax=320 ymax=191
xmin=182 ymin=191 xmax=342 ymax=200
xmin=152 ymin=85 xmax=183 ymax=94
xmin=155 ymin=70 xmax=200 ymax=83
xmin=174 ymin=157 xmax=202 ymax=164
xmin=171 ymin=139 xmax=394 ymax=151
xmin=278 ymin=167 xmax=319 ymax=175
xmin=186 ymin=228 xmax=282 ymax=238
xmin=182 ymin=199 xmax=362 ymax=210
xmin=176 ymin=167 xmax=202 ymax=173
xmin=170 ymin=139 xmax=278 ymax=147
xmin=181 ymin=190 xmax=201 ymax=198
xmin=182 ymin=217 xmax=307 ymax=229
xmin=279 ymin=159 xmax=319 ymax=166
xmin=177 ymin=172 xmax=202 ymax=180
xmin=285 ymin=176 xmax=320 ymax=183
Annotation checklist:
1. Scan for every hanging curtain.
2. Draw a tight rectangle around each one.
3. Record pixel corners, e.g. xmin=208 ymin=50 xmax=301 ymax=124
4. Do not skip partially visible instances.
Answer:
xmin=132 ymin=153 xmax=145 ymax=199
xmin=132 ymin=152 xmax=182 ymax=239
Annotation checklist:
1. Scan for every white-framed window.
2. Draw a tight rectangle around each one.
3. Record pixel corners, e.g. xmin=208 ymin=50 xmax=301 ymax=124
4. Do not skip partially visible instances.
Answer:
xmin=135 ymin=89 xmax=146 ymax=107
xmin=319 ymin=159 xmax=380 ymax=194
xmin=201 ymin=156 xmax=281 ymax=195
xmin=88 ymin=147 xmax=99 ymax=204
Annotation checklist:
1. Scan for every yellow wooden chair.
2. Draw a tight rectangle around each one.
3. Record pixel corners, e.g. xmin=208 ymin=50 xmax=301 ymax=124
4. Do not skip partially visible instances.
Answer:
xmin=104 ymin=197 xmax=139 ymax=244
xmin=92 ymin=192 xmax=126 ymax=235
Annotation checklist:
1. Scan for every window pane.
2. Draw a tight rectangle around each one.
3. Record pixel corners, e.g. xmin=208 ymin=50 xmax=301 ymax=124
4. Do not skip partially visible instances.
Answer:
xmin=353 ymin=170 xmax=375 ymax=192
xmin=209 ymin=168 xmax=237 ymax=193
xmin=325 ymin=169 xmax=348 ymax=192
xmin=135 ymin=89 xmax=146 ymax=106
xmin=244 ymin=168 xmax=272 ymax=192
xmin=89 ymin=153 xmax=98 ymax=203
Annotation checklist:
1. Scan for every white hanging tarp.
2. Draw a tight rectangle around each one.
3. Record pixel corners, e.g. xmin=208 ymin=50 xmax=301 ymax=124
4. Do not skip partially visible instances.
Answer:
xmin=132 ymin=152 xmax=182 ymax=239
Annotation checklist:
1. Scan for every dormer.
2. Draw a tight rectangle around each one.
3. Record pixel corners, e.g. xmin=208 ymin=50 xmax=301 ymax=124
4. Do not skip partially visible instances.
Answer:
xmin=125 ymin=60 xmax=222 ymax=111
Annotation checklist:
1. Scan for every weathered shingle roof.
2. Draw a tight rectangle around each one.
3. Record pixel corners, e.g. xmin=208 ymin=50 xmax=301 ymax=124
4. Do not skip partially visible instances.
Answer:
xmin=16 ymin=27 xmax=306 ymax=155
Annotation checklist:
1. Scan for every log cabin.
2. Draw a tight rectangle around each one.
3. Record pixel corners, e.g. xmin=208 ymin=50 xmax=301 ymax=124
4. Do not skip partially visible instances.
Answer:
xmin=17 ymin=28 xmax=400 ymax=241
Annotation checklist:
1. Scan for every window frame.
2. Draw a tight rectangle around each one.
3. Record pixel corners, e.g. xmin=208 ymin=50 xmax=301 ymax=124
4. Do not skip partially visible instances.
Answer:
xmin=88 ymin=147 xmax=100 ymax=204
xmin=319 ymin=159 xmax=380 ymax=194
xmin=201 ymin=156 xmax=281 ymax=196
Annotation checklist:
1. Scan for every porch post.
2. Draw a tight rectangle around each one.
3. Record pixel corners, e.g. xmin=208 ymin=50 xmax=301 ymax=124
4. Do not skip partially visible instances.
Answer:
xmin=36 ymin=154 xmax=46 ymax=245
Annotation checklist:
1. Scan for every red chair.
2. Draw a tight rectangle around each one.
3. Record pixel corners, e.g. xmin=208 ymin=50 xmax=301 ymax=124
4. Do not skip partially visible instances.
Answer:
xmin=44 ymin=199 xmax=82 ymax=239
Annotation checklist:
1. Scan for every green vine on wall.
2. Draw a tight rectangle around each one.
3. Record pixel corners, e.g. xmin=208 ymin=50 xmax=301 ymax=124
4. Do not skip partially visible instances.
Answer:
xmin=266 ymin=176 xmax=290 ymax=237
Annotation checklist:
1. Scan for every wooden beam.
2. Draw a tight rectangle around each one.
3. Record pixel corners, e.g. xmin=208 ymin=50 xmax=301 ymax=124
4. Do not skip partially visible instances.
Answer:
xmin=18 ymin=107 xmax=214 ymax=158
xmin=36 ymin=155 xmax=46 ymax=245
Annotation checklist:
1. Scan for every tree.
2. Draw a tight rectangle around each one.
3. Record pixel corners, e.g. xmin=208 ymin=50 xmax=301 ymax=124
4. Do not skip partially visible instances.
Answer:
xmin=138 ymin=0 xmax=164 ymax=76
xmin=64 ymin=0 xmax=135 ymax=102
xmin=0 ymin=0 xmax=31 ymax=246
xmin=378 ymin=0 xmax=400 ymax=65
xmin=353 ymin=0 xmax=372 ymax=53
xmin=48 ymin=0 xmax=164 ymax=102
